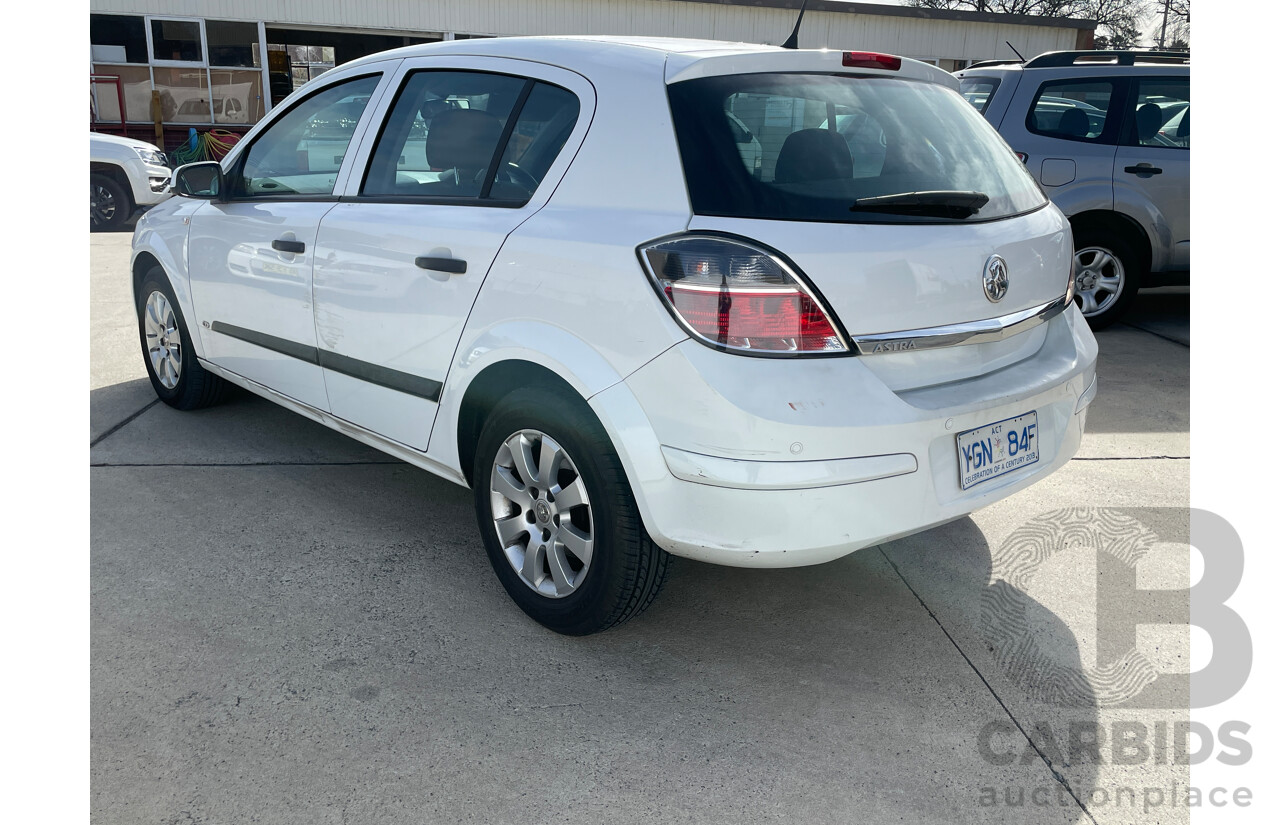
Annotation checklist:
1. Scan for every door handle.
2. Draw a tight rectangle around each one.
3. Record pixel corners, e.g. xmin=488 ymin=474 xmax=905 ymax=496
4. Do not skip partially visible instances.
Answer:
xmin=272 ymin=239 xmax=306 ymax=254
xmin=1124 ymin=164 xmax=1163 ymax=176
xmin=415 ymin=256 xmax=467 ymax=274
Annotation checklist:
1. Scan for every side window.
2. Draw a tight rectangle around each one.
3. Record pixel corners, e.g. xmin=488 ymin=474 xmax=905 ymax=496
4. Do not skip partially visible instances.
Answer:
xmin=1027 ymin=80 xmax=1116 ymax=143
xmin=236 ymin=74 xmax=381 ymax=197
xmin=361 ymin=71 xmax=579 ymax=203
xmin=1130 ymin=77 xmax=1189 ymax=149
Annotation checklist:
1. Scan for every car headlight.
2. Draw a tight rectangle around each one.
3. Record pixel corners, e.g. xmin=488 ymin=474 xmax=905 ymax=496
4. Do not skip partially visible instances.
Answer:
xmin=134 ymin=147 xmax=169 ymax=167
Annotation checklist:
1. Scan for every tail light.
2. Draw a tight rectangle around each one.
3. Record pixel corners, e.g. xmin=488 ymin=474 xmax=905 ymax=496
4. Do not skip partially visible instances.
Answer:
xmin=1014 ymin=151 xmax=1029 ymax=164
xmin=639 ymin=235 xmax=848 ymax=355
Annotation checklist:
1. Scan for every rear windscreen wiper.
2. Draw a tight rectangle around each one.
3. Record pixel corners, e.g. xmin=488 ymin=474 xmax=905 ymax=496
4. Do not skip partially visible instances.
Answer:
xmin=850 ymin=190 xmax=990 ymax=219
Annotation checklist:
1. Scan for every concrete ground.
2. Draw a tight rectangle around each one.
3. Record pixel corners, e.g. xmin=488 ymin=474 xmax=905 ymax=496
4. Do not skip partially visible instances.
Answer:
xmin=91 ymin=230 xmax=1190 ymax=825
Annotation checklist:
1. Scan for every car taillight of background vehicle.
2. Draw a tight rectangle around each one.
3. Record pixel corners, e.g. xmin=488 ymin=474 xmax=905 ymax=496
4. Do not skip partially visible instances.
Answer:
xmin=639 ymin=235 xmax=848 ymax=355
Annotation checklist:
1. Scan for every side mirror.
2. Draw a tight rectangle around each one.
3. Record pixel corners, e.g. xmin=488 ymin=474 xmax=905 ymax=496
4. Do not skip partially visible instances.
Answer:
xmin=172 ymin=162 xmax=225 ymax=200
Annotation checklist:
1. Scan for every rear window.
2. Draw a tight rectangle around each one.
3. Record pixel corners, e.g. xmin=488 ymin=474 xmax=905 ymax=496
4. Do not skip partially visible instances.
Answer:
xmin=667 ymin=73 xmax=1046 ymax=224
xmin=959 ymin=76 xmax=1000 ymax=114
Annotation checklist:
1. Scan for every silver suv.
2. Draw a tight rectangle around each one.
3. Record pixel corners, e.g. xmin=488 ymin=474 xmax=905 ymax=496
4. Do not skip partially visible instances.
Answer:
xmin=956 ymin=51 xmax=1189 ymax=328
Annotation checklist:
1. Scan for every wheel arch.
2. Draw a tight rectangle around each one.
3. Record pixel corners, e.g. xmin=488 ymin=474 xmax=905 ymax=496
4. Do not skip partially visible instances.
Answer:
xmin=90 ymin=162 xmax=134 ymax=208
xmin=131 ymin=240 xmax=205 ymax=359
xmin=454 ymin=359 xmax=596 ymax=487
xmin=1068 ymin=210 xmax=1152 ymax=276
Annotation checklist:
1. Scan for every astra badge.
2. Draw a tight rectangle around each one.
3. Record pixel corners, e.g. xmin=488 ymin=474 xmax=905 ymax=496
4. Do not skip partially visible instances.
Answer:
xmin=983 ymin=255 xmax=1009 ymax=303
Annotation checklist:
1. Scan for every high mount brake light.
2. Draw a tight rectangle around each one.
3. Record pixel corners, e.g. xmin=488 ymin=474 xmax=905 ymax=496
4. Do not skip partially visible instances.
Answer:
xmin=639 ymin=236 xmax=848 ymax=355
xmin=843 ymin=52 xmax=902 ymax=71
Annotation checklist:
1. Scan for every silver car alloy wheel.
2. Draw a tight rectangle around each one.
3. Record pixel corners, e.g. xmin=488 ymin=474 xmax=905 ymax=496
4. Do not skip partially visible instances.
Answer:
xmin=91 ymin=182 xmax=117 ymax=227
xmin=144 ymin=291 xmax=182 ymax=389
xmin=489 ymin=429 xmax=594 ymax=598
xmin=1073 ymin=246 xmax=1125 ymax=318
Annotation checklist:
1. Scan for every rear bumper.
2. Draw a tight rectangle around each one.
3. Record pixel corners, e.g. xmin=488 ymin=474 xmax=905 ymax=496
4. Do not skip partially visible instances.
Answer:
xmin=590 ymin=306 xmax=1098 ymax=568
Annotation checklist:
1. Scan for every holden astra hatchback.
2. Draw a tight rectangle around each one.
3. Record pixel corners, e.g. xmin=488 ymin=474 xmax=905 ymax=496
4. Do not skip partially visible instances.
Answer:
xmin=132 ymin=36 xmax=1098 ymax=635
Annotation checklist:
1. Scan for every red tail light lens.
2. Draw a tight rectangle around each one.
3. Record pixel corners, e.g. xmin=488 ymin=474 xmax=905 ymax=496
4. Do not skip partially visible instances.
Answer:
xmin=639 ymin=236 xmax=847 ymax=355
xmin=843 ymin=52 xmax=902 ymax=71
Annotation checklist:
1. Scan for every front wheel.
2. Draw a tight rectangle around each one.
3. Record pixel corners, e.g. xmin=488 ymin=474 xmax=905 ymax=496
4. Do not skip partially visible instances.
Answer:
xmin=90 ymin=172 xmax=131 ymax=232
xmin=1072 ymin=229 xmax=1142 ymax=330
xmin=473 ymin=388 xmax=669 ymax=635
xmin=137 ymin=269 xmax=229 ymax=410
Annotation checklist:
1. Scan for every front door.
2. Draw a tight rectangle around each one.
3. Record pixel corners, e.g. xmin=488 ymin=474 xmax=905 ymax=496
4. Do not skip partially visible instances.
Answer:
xmin=188 ymin=71 xmax=388 ymax=410
xmin=312 ymin=60 xmax=588 ymax=449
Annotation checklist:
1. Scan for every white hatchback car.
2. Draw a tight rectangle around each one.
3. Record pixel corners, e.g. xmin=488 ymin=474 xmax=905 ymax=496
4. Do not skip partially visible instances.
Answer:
xmin=133 ymin=36 xmax=1098 ymax=634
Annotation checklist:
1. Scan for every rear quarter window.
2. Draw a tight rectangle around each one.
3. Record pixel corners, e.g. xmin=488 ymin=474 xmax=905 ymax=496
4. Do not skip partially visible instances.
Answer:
xmin=959 ymin=76 xmax=1000 ymax=115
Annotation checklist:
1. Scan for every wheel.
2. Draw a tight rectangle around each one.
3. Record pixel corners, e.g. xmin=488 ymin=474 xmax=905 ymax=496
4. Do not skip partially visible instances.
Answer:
xmin=136 ymin=268 xmax=230 ymax=410
xmin=473 ymin=387 xmax=670 ymax=635
xmin=90 ymin=172 xmax=131 ymax=232
xmin=1071 ymin=228 xmax=1142 ymax=330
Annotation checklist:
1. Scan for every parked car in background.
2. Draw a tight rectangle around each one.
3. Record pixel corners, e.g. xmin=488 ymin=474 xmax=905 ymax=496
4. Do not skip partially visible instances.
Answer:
xmin=90 ymin=132 xmax=171 ymax=231
xmin=133 ymin=37 xmax=1096 ymax=634
xmin=956 ymin=51 xmax=1190 ymax=328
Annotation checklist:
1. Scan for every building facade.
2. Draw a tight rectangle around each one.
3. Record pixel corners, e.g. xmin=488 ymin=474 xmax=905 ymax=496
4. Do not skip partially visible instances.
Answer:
xmin=89 ymin=0 xmax=1094 ymax=148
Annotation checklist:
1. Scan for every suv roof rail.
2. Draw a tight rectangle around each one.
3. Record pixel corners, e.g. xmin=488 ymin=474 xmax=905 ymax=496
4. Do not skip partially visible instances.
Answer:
xmin=964 ymin=58 xmax=1023 ymax=70
xmin=1022 ymin=50 xmax=1190 ymax=69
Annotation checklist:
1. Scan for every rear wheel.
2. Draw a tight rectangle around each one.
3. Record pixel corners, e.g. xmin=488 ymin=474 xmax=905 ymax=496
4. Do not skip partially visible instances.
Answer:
xmin=137 ymin=269 xmax=229 ymax=410
xmin=473 ymin=388 xmax=669 ymax=635
xmin=1072 ymin=229 xmax=1142 ymax=330
xmin=90 ymin=172 xmax=131 ymax=231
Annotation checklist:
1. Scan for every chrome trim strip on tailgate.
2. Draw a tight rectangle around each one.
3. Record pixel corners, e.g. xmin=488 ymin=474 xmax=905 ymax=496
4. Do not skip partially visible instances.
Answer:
xmin=851 ymin=294 xmax=1071 ymax=355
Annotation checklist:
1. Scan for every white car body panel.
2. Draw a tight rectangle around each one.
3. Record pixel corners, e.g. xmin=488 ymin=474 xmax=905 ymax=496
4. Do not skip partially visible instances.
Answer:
xmin=132 ymin=36 xmax=1099 ymax=570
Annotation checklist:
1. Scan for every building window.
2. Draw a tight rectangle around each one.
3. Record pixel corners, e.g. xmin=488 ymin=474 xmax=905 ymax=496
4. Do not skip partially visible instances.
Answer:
xmin=91 ymin=64 xmax=152 ymax=123
xmin=151 ymin=19 xmax=203 ymax=63
xmin=211 ymin=69 xmax=265 ymax=124
xmin=207 ymin=20 xmax=260 ymax=68
xmin=152 ymin=66 xmax=212 ymax=123
xmin=90 ymin=14 xmax=148 ymax=64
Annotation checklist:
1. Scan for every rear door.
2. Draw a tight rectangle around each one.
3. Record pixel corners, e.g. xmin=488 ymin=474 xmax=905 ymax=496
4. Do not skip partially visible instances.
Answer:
xmin=188 ymin=69 xmax=392 ymax=409
xmin=312 ymin=57 xmax=592 ymax=449
xmin=1113 ymin=74 xmax=1190 ymax=270
xmin=1012 ymin=76 xmax=1124 ymax=197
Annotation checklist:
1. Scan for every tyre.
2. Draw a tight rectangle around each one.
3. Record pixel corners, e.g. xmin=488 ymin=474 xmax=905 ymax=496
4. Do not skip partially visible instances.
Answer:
xmin=90 ymin=172 xmax=131 ymax=232
xmin=137 ymin=269 xmax=230 ymax=410
xmin=472 ymin=387 xmax=670 ymax=635
xmin=1071 ymin=228 xmax=1142 ymax=330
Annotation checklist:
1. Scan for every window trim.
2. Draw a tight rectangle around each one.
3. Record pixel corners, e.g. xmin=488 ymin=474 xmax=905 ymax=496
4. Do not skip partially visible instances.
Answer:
xmin=222 ymin=70 xmax=386 ymax=202
xmin=1024 ymin=77 xmax=1128 ymax=145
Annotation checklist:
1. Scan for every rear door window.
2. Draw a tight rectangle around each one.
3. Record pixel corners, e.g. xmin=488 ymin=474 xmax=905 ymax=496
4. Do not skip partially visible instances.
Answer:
xmin=360 ymin=70 xmax=580 ymax=203
xmin=1128 ymin=77 xmax=1189 ymax=149
xmin=1026 ymin=80 xmax=1117 ymax=142
xmin=668 ymin=72 xmax=1045 ymax=224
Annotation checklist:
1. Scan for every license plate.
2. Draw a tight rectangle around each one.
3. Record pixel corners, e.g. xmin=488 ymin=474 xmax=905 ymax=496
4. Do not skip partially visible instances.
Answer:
xmin=956 ymin=411 xmax=1039 ymax=490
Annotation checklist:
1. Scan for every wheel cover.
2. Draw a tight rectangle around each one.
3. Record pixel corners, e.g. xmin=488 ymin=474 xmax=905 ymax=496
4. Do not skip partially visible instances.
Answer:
xmin=91 ymin=183 xmax=117 ymax=226
xmin=144 ymin=291 xmax=182 ymax=389
xmin=489 ymin=430 xmax=594 ymax=599
xmin=1073 ymin=246 xmax=1126 ymax=318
